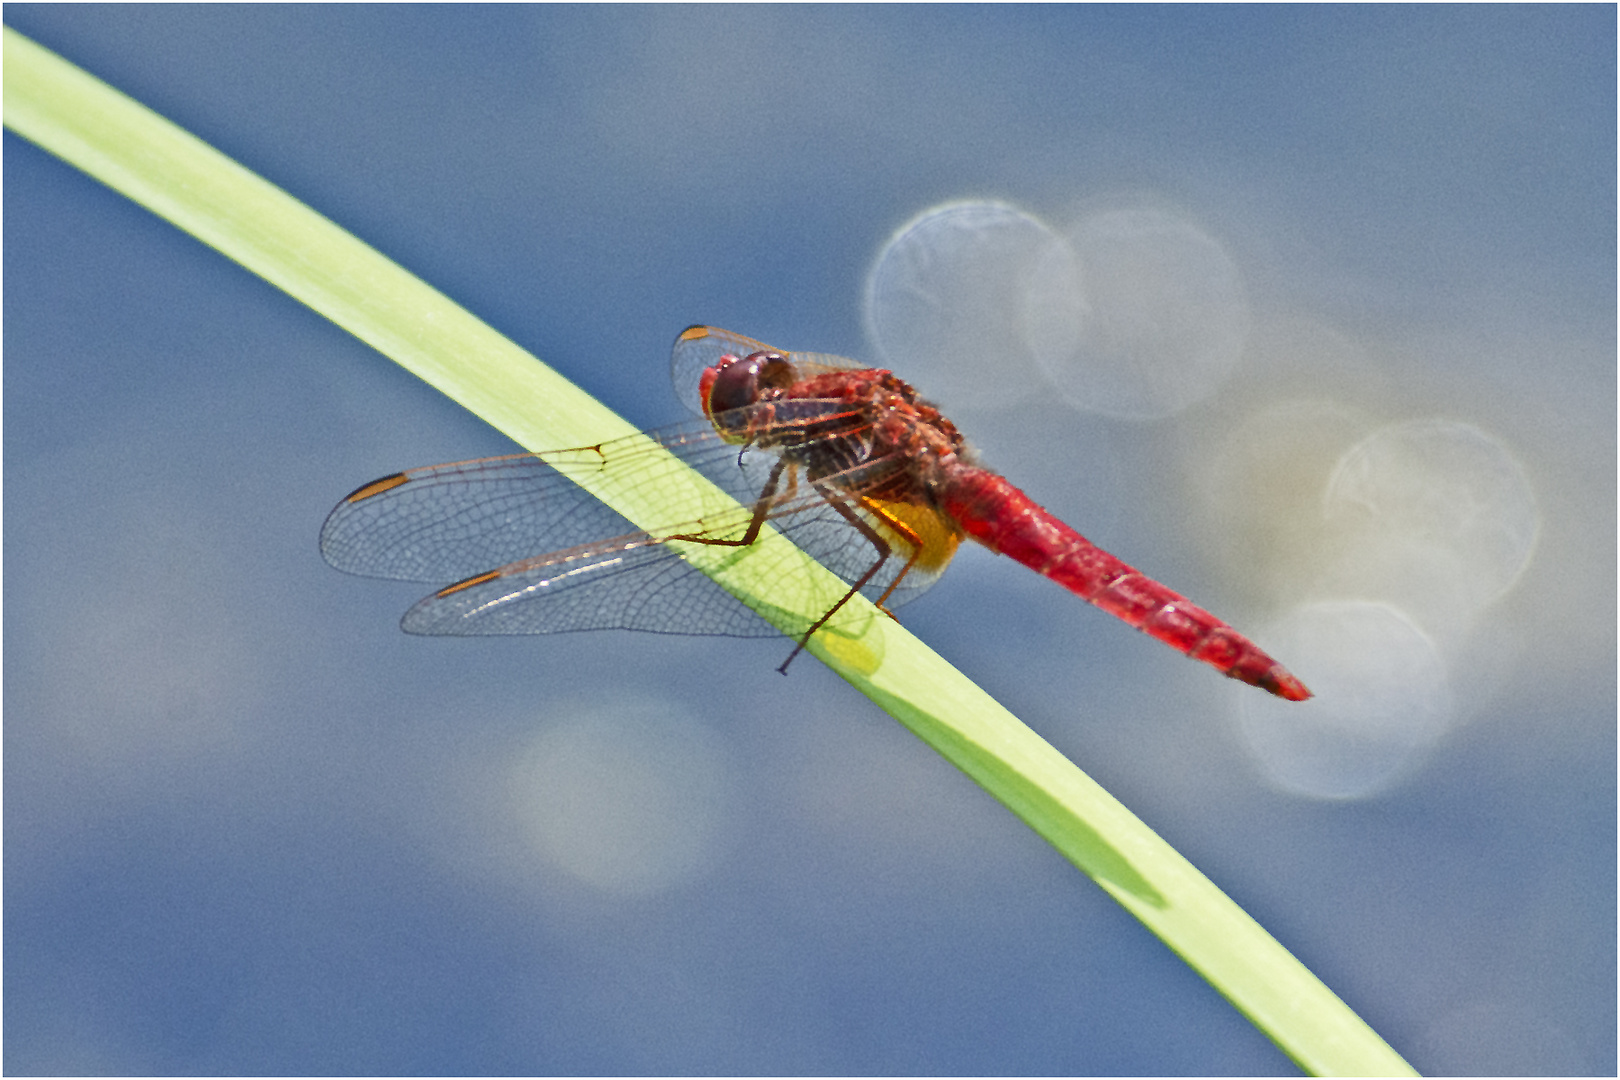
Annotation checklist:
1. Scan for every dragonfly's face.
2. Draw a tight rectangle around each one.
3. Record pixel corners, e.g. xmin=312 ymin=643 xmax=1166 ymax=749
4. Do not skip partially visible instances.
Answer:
xmin=700 ymin=351 xmax=797 ymax=441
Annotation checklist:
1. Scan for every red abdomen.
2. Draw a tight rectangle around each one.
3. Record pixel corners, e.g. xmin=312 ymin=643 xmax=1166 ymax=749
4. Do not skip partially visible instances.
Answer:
xmin=938 ymin=467 xmax=1310 ymax=700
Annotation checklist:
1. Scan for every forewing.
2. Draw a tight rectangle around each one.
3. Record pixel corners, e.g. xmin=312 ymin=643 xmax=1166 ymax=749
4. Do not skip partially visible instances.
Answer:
xmin=320 ymin=419 xmax=780 ymax=584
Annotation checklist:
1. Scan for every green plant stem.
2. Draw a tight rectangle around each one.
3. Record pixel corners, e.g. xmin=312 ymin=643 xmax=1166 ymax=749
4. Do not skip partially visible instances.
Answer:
xmin=4 ymin=25 xmax=1415 ymax=1076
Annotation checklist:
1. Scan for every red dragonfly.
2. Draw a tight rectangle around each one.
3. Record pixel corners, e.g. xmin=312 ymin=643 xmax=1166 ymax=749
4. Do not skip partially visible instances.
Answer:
xmin=322 ymin=326 xmax=1310 ymax=700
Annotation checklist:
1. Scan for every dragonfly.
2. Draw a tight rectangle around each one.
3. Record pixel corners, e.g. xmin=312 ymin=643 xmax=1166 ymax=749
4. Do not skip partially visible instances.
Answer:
xmin=321 ymin=326 xmax=1311 ymax=700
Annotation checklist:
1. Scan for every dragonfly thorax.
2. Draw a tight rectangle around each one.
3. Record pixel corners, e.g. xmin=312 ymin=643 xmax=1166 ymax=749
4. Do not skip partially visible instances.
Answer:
xmin=758 ymin=367 xmax=971 ymax=510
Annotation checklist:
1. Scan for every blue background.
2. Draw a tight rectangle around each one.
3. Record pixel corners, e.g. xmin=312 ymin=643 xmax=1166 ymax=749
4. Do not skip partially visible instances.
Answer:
xmin=6 ymin=6 xmax=1614 ymax=1075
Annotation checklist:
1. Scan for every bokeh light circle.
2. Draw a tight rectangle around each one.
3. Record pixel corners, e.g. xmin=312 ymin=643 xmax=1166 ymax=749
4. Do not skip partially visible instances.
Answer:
xmin=507 ymin=698 xmax=732 ymax=895
xmin=1320 ymin=419 xmax=1540 ymax=635
xmin=1026 ymin=208 xmax=1250 ymax=419
xmin=1238 ymin=601 xmax=1454 ymax=800
xmin=865 ymin=201 xmax=1250 ymax=420
xmin=864 ymin=201 xmax=1066 ymax=409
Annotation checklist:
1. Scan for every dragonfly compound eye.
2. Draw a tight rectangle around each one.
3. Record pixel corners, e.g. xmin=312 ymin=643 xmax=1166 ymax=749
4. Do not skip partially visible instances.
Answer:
xmin=703 ymin=354 xmax=761 ymax=418
xmin=705 ymin=351 xmax=795 ymax=418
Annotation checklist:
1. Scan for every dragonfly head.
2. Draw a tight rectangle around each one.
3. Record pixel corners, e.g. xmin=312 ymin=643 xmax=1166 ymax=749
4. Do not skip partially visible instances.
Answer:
xmin=700 ymin=351 xmax=797 ymax=439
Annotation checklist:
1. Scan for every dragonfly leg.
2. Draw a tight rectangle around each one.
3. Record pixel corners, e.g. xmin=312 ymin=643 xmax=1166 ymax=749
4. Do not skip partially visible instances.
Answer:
xmin=664 ymin=459 xmax=789 ymax=549
xmin=660 ymin=458 xmax=847 ymax=672
xmin=776 ymin=486 xmax=901 ymax=674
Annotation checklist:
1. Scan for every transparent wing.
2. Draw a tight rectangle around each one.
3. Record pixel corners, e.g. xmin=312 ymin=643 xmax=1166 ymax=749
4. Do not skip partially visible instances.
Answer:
xmin=321 ymin=413 xmax=954 ymax=639
xmin=320 ymin=419 xmax=774 ymax=584
xmin=399 ymin=533 xmax=787 ymax=638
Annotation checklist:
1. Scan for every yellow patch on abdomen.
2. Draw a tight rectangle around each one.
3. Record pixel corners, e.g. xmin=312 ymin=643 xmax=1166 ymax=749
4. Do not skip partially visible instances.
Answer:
xmin=865 ymin=500 xmax=963 ymax=573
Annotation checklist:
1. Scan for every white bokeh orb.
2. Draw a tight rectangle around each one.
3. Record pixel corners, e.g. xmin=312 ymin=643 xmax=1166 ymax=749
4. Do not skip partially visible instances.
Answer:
xmin=1238 ymin=601 xmax=1455 ymax=800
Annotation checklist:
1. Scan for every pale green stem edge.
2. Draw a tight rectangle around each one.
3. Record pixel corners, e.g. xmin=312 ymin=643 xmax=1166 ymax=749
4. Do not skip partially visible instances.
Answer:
xmin=4 ymin=27 xmax=1415 ymax=1077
